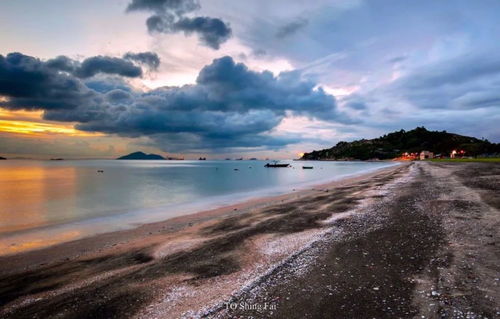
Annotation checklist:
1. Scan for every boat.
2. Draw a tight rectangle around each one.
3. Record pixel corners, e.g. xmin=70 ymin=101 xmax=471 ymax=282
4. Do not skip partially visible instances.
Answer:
xmin=264 ymin=162 xmax=290 ymax=168
xmin=302 ymin=166 xmax=314 ymax=169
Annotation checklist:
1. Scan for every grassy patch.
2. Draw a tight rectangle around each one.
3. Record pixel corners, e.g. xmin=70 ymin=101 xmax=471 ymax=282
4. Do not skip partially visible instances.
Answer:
xmin=429 ymin=158 xmax=500 ymax=163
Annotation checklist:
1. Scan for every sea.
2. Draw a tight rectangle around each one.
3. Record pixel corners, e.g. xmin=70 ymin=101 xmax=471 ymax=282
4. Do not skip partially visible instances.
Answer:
xmin=0 ymin=159 xmax=398 ymax=255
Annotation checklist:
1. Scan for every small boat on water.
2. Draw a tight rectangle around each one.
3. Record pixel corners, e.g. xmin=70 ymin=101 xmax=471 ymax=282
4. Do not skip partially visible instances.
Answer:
xmin=264 ymin=162 xmax=290 ymax=168
xmin=302 ymin=166 xmax=314 ymax=169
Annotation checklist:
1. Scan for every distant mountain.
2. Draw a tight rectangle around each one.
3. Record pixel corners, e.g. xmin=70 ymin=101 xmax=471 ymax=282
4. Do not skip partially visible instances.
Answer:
xmin=0 ymin=156 xmax=6 ymax=160
xmin=301 ymin=127 xmax=500 ymax=160
xmin=117 ymin=152 xmax=165 ymax=160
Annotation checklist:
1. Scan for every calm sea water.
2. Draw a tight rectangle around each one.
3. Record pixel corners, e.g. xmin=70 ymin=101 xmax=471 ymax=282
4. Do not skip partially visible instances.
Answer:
xmin=0 ymin=159 xmax=397 ymax=254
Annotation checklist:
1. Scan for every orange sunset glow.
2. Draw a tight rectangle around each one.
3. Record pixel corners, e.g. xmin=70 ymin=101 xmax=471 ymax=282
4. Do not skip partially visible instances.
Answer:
xmin=0 ymin=108 xmax=102 ymax=137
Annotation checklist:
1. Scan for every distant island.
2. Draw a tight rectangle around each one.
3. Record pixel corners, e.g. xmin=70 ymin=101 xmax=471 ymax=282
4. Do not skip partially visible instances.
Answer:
xmin=0 ymin=156 xmax=6 ymax=160
xmin=117 ymin=151 xmax=165 ymax=160
xmin=301 ymin=127 xmax=500 ymax=160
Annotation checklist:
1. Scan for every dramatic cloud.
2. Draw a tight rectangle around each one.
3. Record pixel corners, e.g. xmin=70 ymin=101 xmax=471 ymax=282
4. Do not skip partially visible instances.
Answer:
xmin=127 ymin=0 xmax=231 ymax=49
xmin=69 ymin=56 xmax=346 ymax=150
xmin=75 ymin=56 xmax=143 ymax=78
xmin=123 ymin=52 xmax=161 ymax=70
xmin=0 ymin=52 xmax=346 ymax=152
xmin=226 ymin=0 xmax=500 ymax=142
xmin=0 ymin=52 xmax=96 ymax=111
xmin=126 ymin=0 xmax=199 ymax=14
xmin=46 ymin=55 xmax=146 ymax=78
xmin=3 ymin=0 xmax=500 ymax=159
xmin=0 ymin=52 xmax=161 ymax=112
xmin=46 ymin=56 xmax=79 ymax=73
xmin=171 ymin=17 xmax=231 ymax=49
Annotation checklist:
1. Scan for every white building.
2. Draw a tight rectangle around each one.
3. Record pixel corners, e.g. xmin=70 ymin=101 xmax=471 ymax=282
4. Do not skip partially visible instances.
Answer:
xmin=420 ymin=150 xmax=434 ymax=160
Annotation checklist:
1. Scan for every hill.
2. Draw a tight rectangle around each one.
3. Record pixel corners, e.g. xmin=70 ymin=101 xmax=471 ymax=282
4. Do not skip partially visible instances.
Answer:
xmin=0 ymin=156 xmax=6 ymax=160
xmin=301 ymin=127 xmax=500 ymax=160
xmin=117 ymin=152 xmax=165 ymax=160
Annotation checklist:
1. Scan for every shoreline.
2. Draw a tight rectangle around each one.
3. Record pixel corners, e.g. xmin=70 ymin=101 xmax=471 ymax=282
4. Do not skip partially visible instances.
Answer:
xmin=2 ymin=162 xmax=497 ymax=318
xmin=0 ymin=162 xmax=400 ymax=261
xmin=0 ymin=162 xmax=411 ymax=318
xmin=215 ymin=161 xmax=500 ymax=318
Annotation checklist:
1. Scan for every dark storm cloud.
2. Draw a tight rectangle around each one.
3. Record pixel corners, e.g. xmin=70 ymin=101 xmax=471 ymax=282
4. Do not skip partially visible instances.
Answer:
xmin=105 ymin=89 xmax=133 ymax=103
xmin=0 ymin=51 xmax=348 ymax=151
xmin=126 ymin=0 xmax=199 ymax=14
xmin=127 ymin=0 xmax=232 ymax=49
xmin=46 ymin=55 xmax=144 ymax=78
xmin=275 ymin=18 xmax=308 ymax=38
xmin=45 ymin=52 xmax=154 ymax=78
xmin=0 ymin=52 xmax=158 ymax=111
xmin=84 ymin=77 xmax=133 ymax=93
xmin=71 ymin=56 xmax=346 ymax=137
xmin=46 ymin=55 xmax=79 ymax=73
xmin=0 ymin=52 xmax=96 ymax=110
xmin=74 ymin=56 xmax=142 ymax=78
xmin=123 ymin=52 xmax=161 ymax=70
xmin=172 ymin=17 xmax=231 ymax=49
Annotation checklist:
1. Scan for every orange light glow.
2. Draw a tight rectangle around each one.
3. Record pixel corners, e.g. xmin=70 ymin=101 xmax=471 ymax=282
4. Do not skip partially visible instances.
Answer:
xmin=0 ymin=119 xmax=101 ymax=136
xmin=0 ymin=231 xmax=82 ymax=256
xmin=0 ymin=108 xmax=102 ymax=137
xmin=0 ymin=108 xmax=44 ymax=120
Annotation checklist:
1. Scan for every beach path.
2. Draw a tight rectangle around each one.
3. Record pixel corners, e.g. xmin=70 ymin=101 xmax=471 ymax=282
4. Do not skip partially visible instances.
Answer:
xmin=0 ymin=162 xmax=498 ymax=318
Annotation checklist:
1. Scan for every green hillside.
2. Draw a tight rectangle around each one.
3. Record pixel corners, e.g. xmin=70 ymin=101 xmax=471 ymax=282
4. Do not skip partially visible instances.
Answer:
xmin=301 ymin=127 xmax=500 ymax=160
xmin=117 ymin=151 xmax=165 ymax=160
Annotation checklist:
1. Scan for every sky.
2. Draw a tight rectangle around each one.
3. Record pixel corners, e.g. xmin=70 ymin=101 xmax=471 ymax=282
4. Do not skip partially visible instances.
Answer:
xmin=0 ymin=0 xmax=499 ymax=159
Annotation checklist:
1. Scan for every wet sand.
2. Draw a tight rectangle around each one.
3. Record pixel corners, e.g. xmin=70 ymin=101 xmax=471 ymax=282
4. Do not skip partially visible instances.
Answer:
xmin=1 ymin=162 xmax=498 ymax=318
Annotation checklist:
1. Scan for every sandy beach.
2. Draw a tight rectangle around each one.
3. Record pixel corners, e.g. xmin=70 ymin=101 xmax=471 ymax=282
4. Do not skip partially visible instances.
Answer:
xmin=0 ymin=162 xmax=498 ymax=318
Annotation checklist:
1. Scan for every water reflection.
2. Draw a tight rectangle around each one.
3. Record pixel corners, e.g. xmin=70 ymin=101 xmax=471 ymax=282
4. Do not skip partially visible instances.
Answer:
xmin=0 ymin=160 xmax=397 ymax=254
xmin=0 ymin=164 xmax=76 ymax=234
